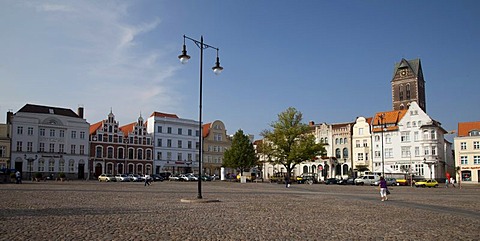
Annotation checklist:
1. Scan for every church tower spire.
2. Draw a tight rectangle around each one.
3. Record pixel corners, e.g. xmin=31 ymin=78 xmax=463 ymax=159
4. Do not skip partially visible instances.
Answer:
xmin=391 ymin=58 xmax=426 ymax=112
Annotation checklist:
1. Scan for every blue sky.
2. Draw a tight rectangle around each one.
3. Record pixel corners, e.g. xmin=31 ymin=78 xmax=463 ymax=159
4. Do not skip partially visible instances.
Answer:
xmin=1 ymin=1 xmax=479 ymax=140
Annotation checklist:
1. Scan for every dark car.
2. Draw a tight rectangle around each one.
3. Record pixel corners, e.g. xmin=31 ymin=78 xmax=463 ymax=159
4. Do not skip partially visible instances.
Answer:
xmin=151 ymin=174 xmax=164 ymax=182
xmin=325 ymin=178 xmax=338 ymax=185
xmin=297 ymin=174 xmax=318 ymax=184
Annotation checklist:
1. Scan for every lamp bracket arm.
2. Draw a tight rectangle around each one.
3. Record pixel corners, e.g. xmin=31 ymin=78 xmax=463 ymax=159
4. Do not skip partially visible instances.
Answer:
xmin=184 ymin=35 xmax=219 ymax=51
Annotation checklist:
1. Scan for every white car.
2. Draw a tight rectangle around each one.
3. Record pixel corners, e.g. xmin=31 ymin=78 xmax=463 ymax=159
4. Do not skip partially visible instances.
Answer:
xmin=115 ymin=174 xmax=130 ymax=182
xmin=98 ymin=174 xmax=116 ymax=182
xmin=128 ymin=174 xmax=141 ymax=182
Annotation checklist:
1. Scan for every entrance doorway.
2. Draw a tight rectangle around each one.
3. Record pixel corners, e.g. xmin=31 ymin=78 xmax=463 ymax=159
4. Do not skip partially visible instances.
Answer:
xmin=78 ymin=164 xmax=85 ymax=180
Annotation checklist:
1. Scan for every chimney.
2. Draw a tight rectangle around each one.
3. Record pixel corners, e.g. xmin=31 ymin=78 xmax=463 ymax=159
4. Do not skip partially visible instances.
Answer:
xmin=6 ymin=111 xmax=13 ymax=124
xmin=309 ymin=121 xmax=315 ymax=126
xmin=78 ymin=106 xmax=84 ymax=119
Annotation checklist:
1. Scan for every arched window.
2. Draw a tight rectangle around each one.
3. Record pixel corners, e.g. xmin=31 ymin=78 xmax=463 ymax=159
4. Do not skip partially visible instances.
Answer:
xmin=342 ymin=164 xmax=349 ymax=175
xmin=146 ymin=149 xmax=152 ymax=160
xmin=399 ymin=85 xmax=404 ymax=101
xmin=303 ymin=166 xmax=308 ymax=174
xmin=406 ymin=84 xmax=411 ymax=99
xmin=96 ymin=146 xmax=103 ymax=158
xmin=128 ymin=148 xmax=134 ymax=159
xmin=107 ymin=147 xmax=114 ymax=158
xmin=335 ymin=148 xmax=341 ymax=158
xmin=118 ymin=147 xmax=124 ymax=159
xmin=431 ymin=130 xmax=436 ymax=140
xmin=343 ymin=148 xmax=349 ymax=159
xmin=344 ymin=138 xmax=348 ymax=144
xmin=137 ymin=149 xmax=143 ymax=160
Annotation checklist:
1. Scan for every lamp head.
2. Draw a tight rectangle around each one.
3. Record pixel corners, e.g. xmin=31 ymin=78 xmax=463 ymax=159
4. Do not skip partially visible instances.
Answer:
xmin=178 ymin=44 xmax=190 ymax=64
xmin=212 ymin=56 xmax=223 ymax=75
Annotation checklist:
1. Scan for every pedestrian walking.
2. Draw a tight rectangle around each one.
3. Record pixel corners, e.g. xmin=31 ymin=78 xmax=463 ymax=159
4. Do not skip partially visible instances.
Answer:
xmin=284 ymin=175 xmax=290 ymax=188
xmin=15 ymin=171 xmax=22 ymax=184
xmin=144 ymin=174 xmax=151 ymax=186
xmin=378 ymin=176 xmax=388 ymax=201
xmin=450 ymin=177 xmax=456 ymax=188
xmin=445 ymin=178 xmax=449 ymax=188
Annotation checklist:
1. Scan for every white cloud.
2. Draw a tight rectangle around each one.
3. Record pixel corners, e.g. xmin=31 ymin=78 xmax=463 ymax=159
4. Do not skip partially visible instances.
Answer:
xmin=3 ymin=1 xmax=184 ymax=124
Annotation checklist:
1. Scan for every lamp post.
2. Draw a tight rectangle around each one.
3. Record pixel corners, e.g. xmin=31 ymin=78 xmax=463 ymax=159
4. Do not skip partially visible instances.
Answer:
xmin=378 ymin=114 xmax=386 ymax=177
xmin=179 ymin=35 xmax=223 ymax=199
xmin=24 ymin=154 xmax=38 ymax=181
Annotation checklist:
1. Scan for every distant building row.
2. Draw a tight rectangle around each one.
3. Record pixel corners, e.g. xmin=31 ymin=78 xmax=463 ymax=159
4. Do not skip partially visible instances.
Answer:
xmin=1 ymin=103 xmax=231 ymax=180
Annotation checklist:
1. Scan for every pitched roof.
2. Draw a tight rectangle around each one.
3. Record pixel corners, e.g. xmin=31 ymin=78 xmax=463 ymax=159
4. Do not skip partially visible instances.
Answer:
xmin=17 ymin=104 xmax=80 ymax=118
xmin=150 ymin=112 xmax=179 ymax=119
xmin=120 ymin=122 xmax=136 ymax=137
xmin=392 ymin=58 xmax=421 ymax=79
xmin=371 ymin=110 xmax=407 ymax=132
xmin=457 ymin=121 xmax=480 ymax=137
xmin=202 ymin=123 xmax=212 ymax=138
xmin=89 ymin=121 xmax=103 ymax=135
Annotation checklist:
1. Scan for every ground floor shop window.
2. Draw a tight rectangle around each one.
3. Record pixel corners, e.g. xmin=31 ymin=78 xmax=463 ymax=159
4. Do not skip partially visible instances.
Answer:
xmin=461 ymin=171 xmax=472 ymax=181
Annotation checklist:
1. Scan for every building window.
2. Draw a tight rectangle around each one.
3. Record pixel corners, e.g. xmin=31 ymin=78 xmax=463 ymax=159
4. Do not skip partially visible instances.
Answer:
xmin=69 ymin=160 xmax=74 ymax=172
xmin=50 ymin=129 xmax=55 ymax=137
xmin=473 ymin=141 xmax=479 ymax=150
xmin=407 ymin=122 xmax=411 ymax=128
xmin=359 ymin=128 xmax=364 ymax=135
xmin=188 ymin=141 xmax=192 ymax=149
xmin=363 ymin=140 xmax=368 ymax=147
xmin=177 ymin=153 xmax=182 ymax=161
xmin=385 ymin=148 xmax=393 ymax=158
xmin=415 ymin=147 xmax=420 ymax=157
xmin=96 ymin=146 xmax=103 ymax=158
xmin=70 ymin=145 xmax=75 ymax=154
xmin=401 ymin=147 xmax=410 ymax=158
xmin=414 ymin=132 xmax=419 ymax=141
xmin=0 ymin=146 xmax=5 ymax=158
xmin=49 ymin=143 xmax=55 ymax=153
xmin=178 ymin=140 xmax=182 ymax=148
xmin=38 ymin=160 xmax=45 ymax=172
xmin=17 ymin=126 xmax=23 ymax=135
xmin=71 ymin=131 xmax=77 ymax=139
xmin=137 ymin=149 xmax=143 ymax=160
xmin=356 ymin=140 xmax=360 ymax=148
xmin=118 ymin=147 xmax=124 ymax=159
xmin=431 ymin=146 xmax=437 ymax=156
xmin=357 ymin=153 xmax=364 ymax=161
xmin=80 ymin=131 xmax=85 ymax=139
xmin=49 ymin=160 xmax=55 ymax=172
xmin=60 ymin=130 xmax=65 ymax=138
xmin=167 ymin=127 xmax=172 ymax=134
xmin=385 ymin=134 xmax=392 ymax=144
xmin=28 ymin=127 xmax=34 ymax=135
xmin=474 ymin=156 xmax=480 ymax=165
xmin=178 ymin=128 xmax=183 ymax=135
xmin=335 ymin=148 xmax=341 ymax=158
xmin=401 ymin=132 xmax=410 ymax=142
xmin=167 ymin=139 xmax=172 ymax=148
xmin=375 ymin=151 xmax=381 ymax=158
xmin=167 ymin=152 xmax=172 ymax=160
xmin=59 ymin=144 xmax=64 ymax=153
xmin=107 ymin=147 xmax=114 ymax=158
xmin=157 ymin=126 xmax=162 ymax=133
xmin=188 ymin=129 xmax=192 ymax=136
xmin=80 ymin=145 xmax=84 ymax=155
xmin=39 ymin=128 xmax=45 ymax=136
xmin=431 ymin=130 xmax=436 ymax=140
xmin=460 ymin=156 xmax=468 ymax=165
xmin=460 ymin=142 xmax=467 ymax=150
xmin=39 ymin=143 xmax=45 ymax=152
xmin=128 ymin=149 xmax=134 ymax=159
xmin=469 ymin=130 xmax=480 ymax=136
xmin=146 ymin=150 xmax=152 ymax=160
xmin=406 ymin=84 xmax=411 ymax=99
xmin=156 ymin=151 xmax=162 ymax=160
xmin=423 ymin=131 xmax=429 ymax=140
xmin=188 ymin=153 xmax=192 ymax=161
xmin=342 ymin=148 xmax=348 ymax=158
xmin=27 ymin=142 xmax=33 ymax=152
xmin=59 ymin=160 xmax=65 ymax=172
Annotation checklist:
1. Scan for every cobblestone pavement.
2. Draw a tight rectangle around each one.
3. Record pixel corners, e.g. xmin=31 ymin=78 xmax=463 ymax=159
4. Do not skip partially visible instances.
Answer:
xmin=1 ymin=181 xmax=479 ymax=241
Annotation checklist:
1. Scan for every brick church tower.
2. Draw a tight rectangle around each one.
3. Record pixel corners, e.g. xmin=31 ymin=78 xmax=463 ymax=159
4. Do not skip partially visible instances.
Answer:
xmin=391 ymin=58 xmax=426 ymax=112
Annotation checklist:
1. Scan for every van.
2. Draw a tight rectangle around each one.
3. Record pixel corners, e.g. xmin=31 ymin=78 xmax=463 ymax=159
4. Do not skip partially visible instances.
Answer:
xmin=354 ymin=175 xmax=380 ymax=186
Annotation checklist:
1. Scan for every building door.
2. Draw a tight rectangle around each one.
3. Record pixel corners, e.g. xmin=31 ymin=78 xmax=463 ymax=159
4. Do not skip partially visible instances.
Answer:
xmin=15 ymin=161 xmax=23 ymax=173
xmin=78 ymin=164 xmax=85 ymax=180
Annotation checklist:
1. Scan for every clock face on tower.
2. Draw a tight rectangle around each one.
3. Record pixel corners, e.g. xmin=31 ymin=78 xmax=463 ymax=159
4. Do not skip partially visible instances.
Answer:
xmin=400 ymin=69 xmax=407 ymax=76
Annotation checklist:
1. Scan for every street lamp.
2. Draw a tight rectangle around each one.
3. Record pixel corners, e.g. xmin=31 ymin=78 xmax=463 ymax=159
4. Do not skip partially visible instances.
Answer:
xmin=24 ymin=154 xmax=38 ymax=181
xmin=179 ymin=35 xmax=223 ymax=199
xmin=378 ymin=114 xmax=386 ymax=177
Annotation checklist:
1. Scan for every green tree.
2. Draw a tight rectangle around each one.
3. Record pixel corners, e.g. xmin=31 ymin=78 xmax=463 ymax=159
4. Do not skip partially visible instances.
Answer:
xmin=223 ymin=129 xmax=257 ymax=175
xmin=261 ymin=107 xmax=325 ymax=181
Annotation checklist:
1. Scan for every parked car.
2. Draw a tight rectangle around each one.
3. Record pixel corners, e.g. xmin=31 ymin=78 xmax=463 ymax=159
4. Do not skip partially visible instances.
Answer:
xmin=201 ymin=175 xmax=213 ymax=181
xmin=354 ymin=175 xmax=380 ymax=186
xmin=186 ymin=173 xmax=198 ymax=181
xmin=178 ymin=174 xmax=190 ymax=182
xmin=396 ymin=179 xmax=410 ymax=186
xmin=151 ymin=174 xmax=164 ymax=182
xmin=297 ymin=174 xmax=318 ymax=184
xmin=414 ymin=179 xmax=439 ymax=188
xmin=115 ymin=174 xmax=130 ymax=182
xmin=168 ymin=174 xmax=180 ymax=181
xmin=325 ymin=178 xmax=338 ymax=185
xmin=337 ymin=178 xmax=355 ymax=185
xmin=128 ymin=174 xmax=142 ymax=182
xmin=373 ymin=178 xmax=397 ymax=186
xmin=98 ymin=174 xmax=116 ymax=182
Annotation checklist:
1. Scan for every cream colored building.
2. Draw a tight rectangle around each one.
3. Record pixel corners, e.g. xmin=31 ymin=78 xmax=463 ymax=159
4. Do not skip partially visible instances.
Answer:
xmin=202 ymin=120 xmax=231 ymax=176
xmin=454 ymin=121 xmax=480 ymax=183
xmin=352 ymin=117 xmax=372 ymax=176
xmin=0 ymin=119 xmax=12 ymax=170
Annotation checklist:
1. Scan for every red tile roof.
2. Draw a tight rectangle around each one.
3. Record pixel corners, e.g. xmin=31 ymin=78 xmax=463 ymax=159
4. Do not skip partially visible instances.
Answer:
xmin=150 ymin=112 xmax=179 ymax=119
xmin=457 ymin=121 xmax=480 ymax=137
xmin=120 ymin=122 xmax=136 ymax=137
xmin=371 ymin=110 xmax=407 ymax=132
xmin=89 ymin=121 xmax=103 ymax=135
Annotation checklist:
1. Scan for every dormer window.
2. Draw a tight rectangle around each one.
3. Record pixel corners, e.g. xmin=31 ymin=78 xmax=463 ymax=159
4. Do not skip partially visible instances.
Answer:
xmin=469 ymin=130 xmax=480 ymax=136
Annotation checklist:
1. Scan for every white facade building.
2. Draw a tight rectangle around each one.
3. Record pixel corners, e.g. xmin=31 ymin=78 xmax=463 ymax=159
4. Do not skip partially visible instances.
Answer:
xmin=372 ymin=102 xmax=451 ymax=180
xmin=454 ymin=121 xmax=480 ymax=183
xmin=147 ymin=112 xmax=199 ymax=174
xmin=352 ymin=117 xmax=372 ymax=176
xmin=10 ymin=104 xmax=89 ymax=180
